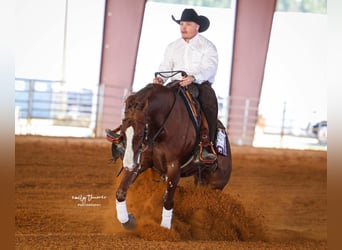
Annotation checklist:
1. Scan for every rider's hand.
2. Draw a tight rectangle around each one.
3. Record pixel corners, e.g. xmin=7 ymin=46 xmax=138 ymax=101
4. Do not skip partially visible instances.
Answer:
xmin=153 ymin=77 xmax=164 ymax=84
xmin=180 ymin=75 xmax=195 ymax=87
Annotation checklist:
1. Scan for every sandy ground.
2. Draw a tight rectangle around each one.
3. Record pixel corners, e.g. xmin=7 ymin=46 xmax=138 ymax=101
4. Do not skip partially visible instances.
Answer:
xmin=15 ymin=135 xmax=327 ymax=249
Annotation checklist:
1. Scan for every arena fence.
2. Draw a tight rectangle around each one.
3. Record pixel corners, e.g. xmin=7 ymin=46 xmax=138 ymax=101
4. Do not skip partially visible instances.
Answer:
xmin=15 ymin=78 xmax=327 ymax=150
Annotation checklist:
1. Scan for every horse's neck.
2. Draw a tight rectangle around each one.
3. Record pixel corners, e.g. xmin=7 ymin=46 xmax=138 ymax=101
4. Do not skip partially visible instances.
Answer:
xmin=153 ymin=89 xmax=195 ymax=140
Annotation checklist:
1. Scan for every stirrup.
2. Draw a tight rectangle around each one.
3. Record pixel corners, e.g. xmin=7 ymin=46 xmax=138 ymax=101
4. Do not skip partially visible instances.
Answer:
xmin=199 ymin=142 xmax=217 ymax=163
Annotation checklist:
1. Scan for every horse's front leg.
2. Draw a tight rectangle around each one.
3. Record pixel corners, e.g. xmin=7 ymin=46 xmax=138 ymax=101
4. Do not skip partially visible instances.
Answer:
xmin=160 ymin=162 xmax=181 ymax=229
xmin=116 ymin=168 xmax=138 ymax=230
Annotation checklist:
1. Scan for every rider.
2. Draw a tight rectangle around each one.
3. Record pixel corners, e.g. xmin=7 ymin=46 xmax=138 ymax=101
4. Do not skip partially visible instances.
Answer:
xmin=153 ymin=8 xmax=218 ymax=162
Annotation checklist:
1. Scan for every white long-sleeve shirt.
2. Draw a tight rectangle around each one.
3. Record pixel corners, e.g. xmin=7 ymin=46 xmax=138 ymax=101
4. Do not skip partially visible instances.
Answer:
xmin=158 ymin=34 xmax=218 ymax=84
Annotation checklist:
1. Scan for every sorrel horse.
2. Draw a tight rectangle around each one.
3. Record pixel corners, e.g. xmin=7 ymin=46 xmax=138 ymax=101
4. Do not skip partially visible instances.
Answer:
xmin=107 ymin=72 xmax=232 ymax=230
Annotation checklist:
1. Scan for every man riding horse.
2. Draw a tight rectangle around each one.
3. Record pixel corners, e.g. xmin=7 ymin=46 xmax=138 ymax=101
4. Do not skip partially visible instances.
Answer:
xmin=105 ymin=9 xmax=231 ymax=230
xmin=153 ymin=8 xmax=219 ymax=162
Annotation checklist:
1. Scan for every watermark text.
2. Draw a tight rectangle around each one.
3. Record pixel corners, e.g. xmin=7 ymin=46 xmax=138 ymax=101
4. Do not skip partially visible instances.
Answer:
xmin=71 ymin=194 xmax=107 ymax=207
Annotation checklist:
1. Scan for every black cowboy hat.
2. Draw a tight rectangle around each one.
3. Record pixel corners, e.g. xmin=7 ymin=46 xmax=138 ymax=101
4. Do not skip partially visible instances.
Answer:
xmin=171 ymin=8 xmax=210 ymax=33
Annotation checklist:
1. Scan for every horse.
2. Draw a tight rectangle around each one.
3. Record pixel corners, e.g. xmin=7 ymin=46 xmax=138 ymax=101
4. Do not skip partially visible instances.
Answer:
xmin=107 ymin=75 xmax=232 ymax=230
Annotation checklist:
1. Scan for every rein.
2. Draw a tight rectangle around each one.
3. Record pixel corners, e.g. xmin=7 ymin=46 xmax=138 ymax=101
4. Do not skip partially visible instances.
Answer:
xmin=116 ymin=71 xmax=187 ymax=172
xmin=146 ymin=86 xmax=181 ymax=147
xmin=143 ymin=70 xmax=186 ymax=148
xmin=126 ymin=84 xmax=180 ymax=176
xmin=154 ymin=70 xmax=187 ymax=79
xmin=143 ymin=84 xmax=194 ymax=171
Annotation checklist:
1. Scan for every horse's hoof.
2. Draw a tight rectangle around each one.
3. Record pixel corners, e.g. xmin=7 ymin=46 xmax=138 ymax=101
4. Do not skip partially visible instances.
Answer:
xmin=122 ymin=214 xmax=135 ymax=230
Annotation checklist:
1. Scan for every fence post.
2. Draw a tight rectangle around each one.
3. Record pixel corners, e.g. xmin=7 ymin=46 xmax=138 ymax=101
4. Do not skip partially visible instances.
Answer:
xmin=27 ymin=80 xmax=34 ymax=128
xmin=94 ymin=84 xmax=104 ymax=137
xmin=280 ymin=101 xmax=287 ymax=146
xmin=121 ymin=88 xmax=130 ymax=120
xmin=241 ymin=98 xmax=250 ymax=144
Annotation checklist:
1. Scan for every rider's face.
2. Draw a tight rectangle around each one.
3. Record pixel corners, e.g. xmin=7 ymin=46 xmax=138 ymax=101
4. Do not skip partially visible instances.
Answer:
xmin=180 ymin=21 xmax=199 ymax=42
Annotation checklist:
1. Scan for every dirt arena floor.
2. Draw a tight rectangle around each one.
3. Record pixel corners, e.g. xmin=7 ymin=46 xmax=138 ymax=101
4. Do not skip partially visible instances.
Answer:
xmin=15 ymin=135 xmax=327 ymax=249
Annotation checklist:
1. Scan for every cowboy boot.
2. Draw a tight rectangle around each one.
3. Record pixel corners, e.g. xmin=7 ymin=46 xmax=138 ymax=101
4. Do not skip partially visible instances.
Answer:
xmin=199 ymin=115 xmax=217 ymax=163
xmin=201 ymin=146 xmax=216 ymax=160
xmin=105 ymin=128 xmax=125 ymax=156
xmin=200 ymin=136 xmax=217 ymax=162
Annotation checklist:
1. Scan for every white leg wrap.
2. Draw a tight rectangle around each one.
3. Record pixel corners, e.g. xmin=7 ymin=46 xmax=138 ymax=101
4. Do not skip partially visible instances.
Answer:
xmin=116 ymin=200 xmax=129 ymax=223
xmin=160 ymin=207 xmax=173 ymax=229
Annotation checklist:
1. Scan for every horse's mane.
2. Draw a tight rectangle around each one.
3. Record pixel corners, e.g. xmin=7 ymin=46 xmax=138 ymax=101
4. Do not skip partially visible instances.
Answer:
xmin=125 ymin=84 xmax=173 ymax=114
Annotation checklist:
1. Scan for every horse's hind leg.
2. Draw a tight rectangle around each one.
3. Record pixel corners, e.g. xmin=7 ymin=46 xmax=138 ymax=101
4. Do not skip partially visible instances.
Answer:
xmin=160 ymin=163 xmax=181 ymax=229
xmin=208 ymin=156 xmax=232 ymax=190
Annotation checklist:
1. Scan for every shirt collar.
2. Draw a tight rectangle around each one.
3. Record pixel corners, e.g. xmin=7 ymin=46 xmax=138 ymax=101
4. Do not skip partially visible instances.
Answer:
xmin=182 ymin=33 xmax=200 ymax=44
xmin=189 ymin=33 xmax=200 ymax=44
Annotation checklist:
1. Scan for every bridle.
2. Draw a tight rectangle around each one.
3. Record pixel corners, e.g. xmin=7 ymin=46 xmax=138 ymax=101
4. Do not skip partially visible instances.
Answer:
xmin=115 ymin=71 xmax=189 ymax=174
xmin=145 ymin=70 xmax=190 ymax=147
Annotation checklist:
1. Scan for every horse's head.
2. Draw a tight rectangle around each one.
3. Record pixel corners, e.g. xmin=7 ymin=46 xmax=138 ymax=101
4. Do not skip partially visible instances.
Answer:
xmin=118 ymin=91 xmax=148 ymax=171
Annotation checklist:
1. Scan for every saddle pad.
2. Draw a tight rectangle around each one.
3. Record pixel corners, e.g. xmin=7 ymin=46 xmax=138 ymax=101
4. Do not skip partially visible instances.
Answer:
xmin=215 ymin=127 xmax=228 ymax=156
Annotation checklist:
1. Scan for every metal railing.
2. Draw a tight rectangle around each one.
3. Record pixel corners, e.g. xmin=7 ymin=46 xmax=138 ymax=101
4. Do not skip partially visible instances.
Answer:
xmin=15 ymin=78 xmax=99 ymax=137
xmin=15 ymin=78 xmax=326 ymax=149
